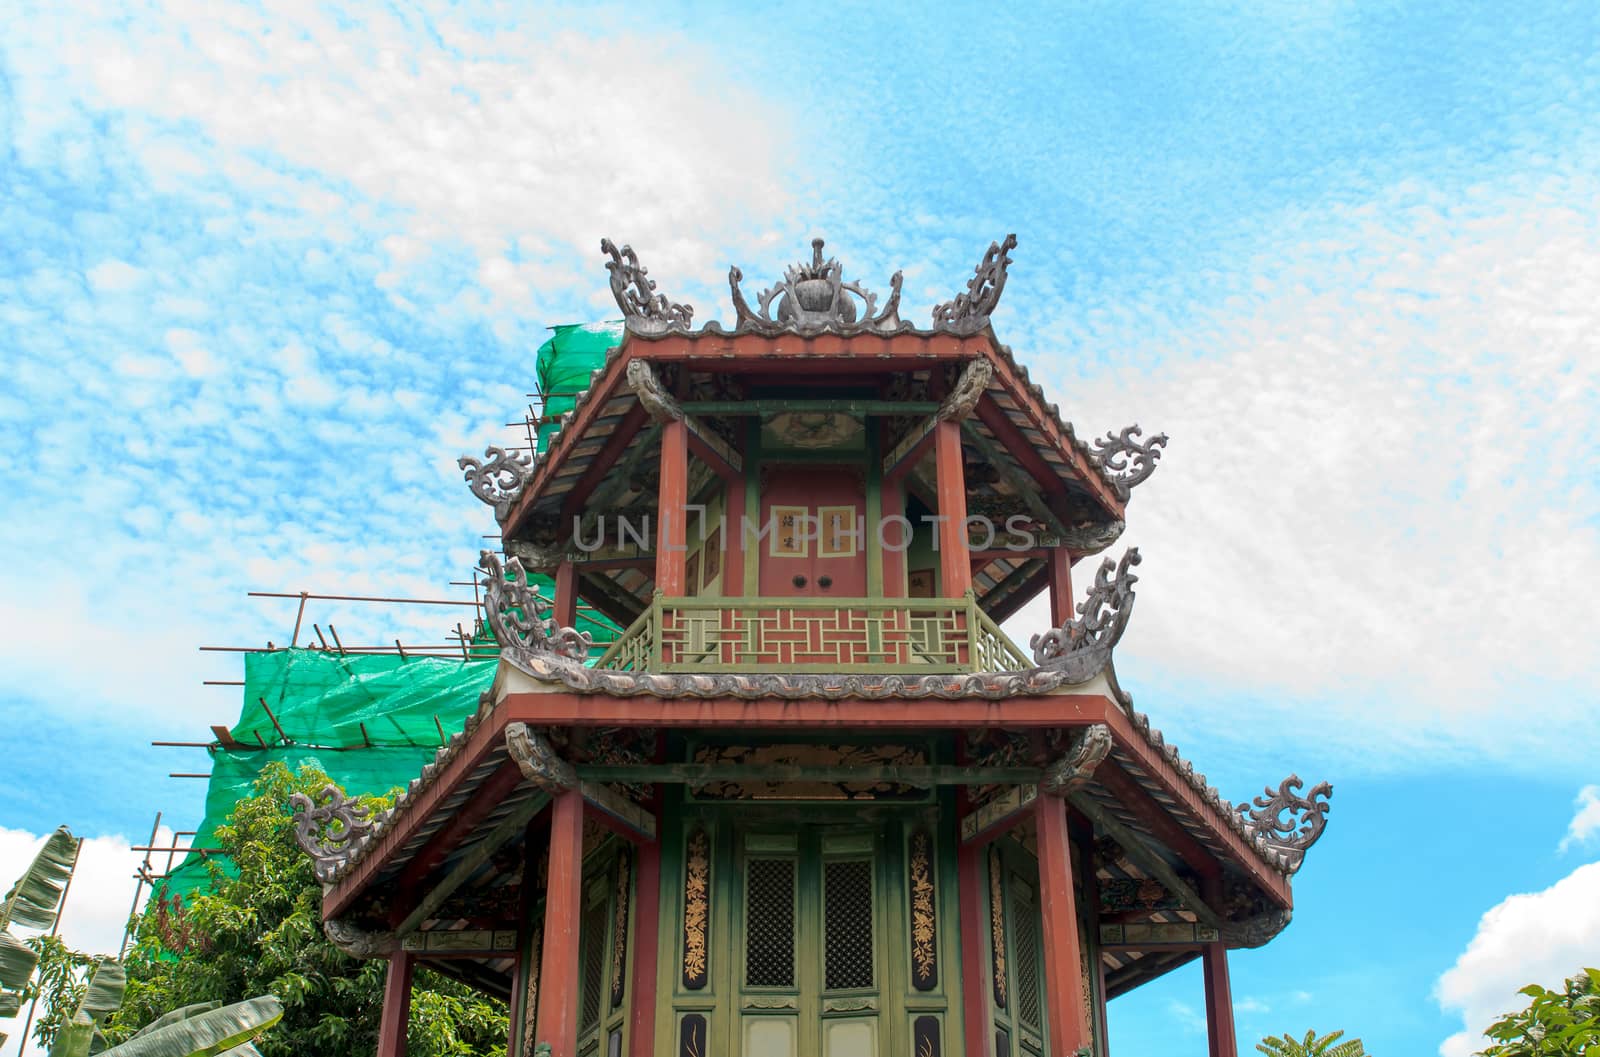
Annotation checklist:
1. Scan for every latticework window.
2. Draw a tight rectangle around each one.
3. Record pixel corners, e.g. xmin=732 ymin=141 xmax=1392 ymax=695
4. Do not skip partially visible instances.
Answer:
xmin=1010 ymin=886 xmax=1041 ymax=1031
xmin=824 ymin=859 xmax=874 ymax=990
xmin=579 ymin=892 xmax=609 ymax=1031
xmin=745 ymin=858 xmax=796 ymax=987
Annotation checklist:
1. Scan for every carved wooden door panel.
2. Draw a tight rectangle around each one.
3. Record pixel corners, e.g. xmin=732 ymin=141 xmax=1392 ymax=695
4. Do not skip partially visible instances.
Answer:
xmin=731 ymin=827 xmax=893 ymax=1057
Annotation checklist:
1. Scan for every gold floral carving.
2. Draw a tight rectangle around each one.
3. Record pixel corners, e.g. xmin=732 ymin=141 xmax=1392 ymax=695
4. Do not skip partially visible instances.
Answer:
xmin=908 ymin=830 xmax=938 ymax=989
xmin=682 ymin=828 xmax=710 ymax=988
xmin=610 ymin=850 xmax=631 ymax=1010
xmin=988 ymin=848 xmax=1007 ymax=1009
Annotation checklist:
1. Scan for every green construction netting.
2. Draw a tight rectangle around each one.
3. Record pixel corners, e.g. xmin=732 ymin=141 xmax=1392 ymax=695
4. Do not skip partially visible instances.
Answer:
xmin=163 ymin=322 xmax=627 ymax=898
xmin=534 ymin=321 xmax=624 ymax=448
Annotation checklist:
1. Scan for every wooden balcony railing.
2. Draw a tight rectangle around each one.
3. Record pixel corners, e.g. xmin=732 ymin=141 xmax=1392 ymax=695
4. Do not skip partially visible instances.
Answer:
xmin=592 ymin=596 xmax=1031 ymax=674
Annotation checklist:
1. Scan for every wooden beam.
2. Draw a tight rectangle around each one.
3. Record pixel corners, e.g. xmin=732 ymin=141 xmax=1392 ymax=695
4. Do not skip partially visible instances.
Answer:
xmin=684 ymin=417 xmax=740 ymax=479
xmin=1093 ymin=763 xmax=1220 ymax=879
xmin=1065 ymin=792 xmax=1222 ymax=930
xmin=961 ymin=419 xmax=1072 ymax=540
xmin=960 ymin=784 xmax=1039 ymax=844
xmin=681 ymin=399 xmax=941 ymax=416
xmin=883 ymin=416 xmax=938 ymax=484
xmin=1036 ymin=795 xmax=1093 ymax=1057
xmin=634 ymin=330 xmax=988 ymax=364
xmin=553 ymin=562 xmax=578 ymax=628
xmin=375 ymin=951 xmax=415 ymax=1057
xmin=1047 ymin=547 xmax=1074 ymax=627
xmin=393 ymin=791 xmax=550 ymax=938
xmin=580 ymin=782 xmax=657 ymax=842
xmin=536 ymin=790 xmax=585 ymax=1057
xmin=391 ymin=760 xmax=524 ymax=912
xmin=575 ymin=763 xmax=1043 ymax=786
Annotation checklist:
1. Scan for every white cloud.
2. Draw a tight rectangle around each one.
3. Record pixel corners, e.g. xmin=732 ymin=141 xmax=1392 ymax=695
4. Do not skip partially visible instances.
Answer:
xmin=0 ymin=826 xmax=168 ymax=1057
xmin=86 ymin=259 xmax=145 ymax=292
xmin=1435 ymin=860 xmax=1600 ymax=1057
xmin=1559 ymin=785 xmax=1600 ymax=853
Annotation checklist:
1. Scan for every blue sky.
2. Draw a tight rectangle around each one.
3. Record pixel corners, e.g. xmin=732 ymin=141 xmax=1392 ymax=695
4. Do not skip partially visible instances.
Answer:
xmin=2 ymin=2 xmax=1598 ymax=1055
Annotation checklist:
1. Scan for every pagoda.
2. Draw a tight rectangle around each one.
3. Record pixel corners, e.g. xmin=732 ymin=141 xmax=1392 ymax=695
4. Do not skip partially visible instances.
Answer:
xmin=293 ymin=234 xmax=1333 ymax=1057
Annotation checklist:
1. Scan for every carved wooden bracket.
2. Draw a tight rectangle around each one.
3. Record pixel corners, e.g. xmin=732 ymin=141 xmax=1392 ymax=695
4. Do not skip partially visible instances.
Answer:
xmin=505 ymin=723 xmax=578 ymax=794
xmin=1040 ymin=724 xmax=1112 ymax=795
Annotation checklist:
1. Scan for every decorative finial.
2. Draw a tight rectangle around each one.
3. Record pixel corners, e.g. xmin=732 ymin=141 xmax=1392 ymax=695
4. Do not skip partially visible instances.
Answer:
xmin=932 ymin=234 xmax=1017 ymax=332
xmin=479 ymin=551 xmax=593 ymax=660
xmin=458 ymin=446 xmax=535 ymax=523
xmin=1029 ymin=547 xmax=1140 ymax=673
xmin=728 ymin=238 xmax=902 ymax=330
xmin=290 ymin=784 xmax=379 ymax=884
xmin=1237 ymin=776 xmax=1333 ymax=874
xmin=1089 ymin=426 xmax=1168 ymax=500
xmin=600 ymin=238 xmax=693 ymax=334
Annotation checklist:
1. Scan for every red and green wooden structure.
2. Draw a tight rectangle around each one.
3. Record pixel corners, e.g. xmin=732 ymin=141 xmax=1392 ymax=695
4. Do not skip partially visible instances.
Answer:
xmin=293 ymin=235 xmax=1333 ymax=1057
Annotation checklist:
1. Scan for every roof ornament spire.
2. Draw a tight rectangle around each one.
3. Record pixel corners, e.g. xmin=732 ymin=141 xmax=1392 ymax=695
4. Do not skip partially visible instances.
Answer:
xmin=290 ymin=784 xmax=380 ymax=885
xmin=1237 ymin=776 xmax=1333 ymax=874
xmin=601 ymin=238 xmax=694 ymax=334
xmin=729 ymin=237 xmax=903 ymax=331
xmin=931 ymin=233 xmax=1018 ymax=333
xmin=1029 ymin=547 xmax=1140 ymax=677
xmin=1089 ymin=425 xmax=1168 ymax=500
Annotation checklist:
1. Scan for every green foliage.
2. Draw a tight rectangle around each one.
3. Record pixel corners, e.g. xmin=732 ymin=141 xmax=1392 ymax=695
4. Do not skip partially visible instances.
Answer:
xmin=1478 ymin=969 xmax=1600 ymax=1057
xmin=109 ymin=762 xmax=507 ymax=1057
xmin=47 ymin=956 xmax=126 ymax=1057
xmin=1256 ymin=1028 xmax=1371 ymax=1057
xmin=22 ymin=934 xmax=97 ymax=1051
xmin=101 ymin=995 xmax=282 ymax=1057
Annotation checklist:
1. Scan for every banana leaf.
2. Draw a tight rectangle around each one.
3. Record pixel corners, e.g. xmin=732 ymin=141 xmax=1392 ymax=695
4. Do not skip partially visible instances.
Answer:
xmin=49 ymin=958 xmax=127 ymax=1057
xmin=0 ymin=987 xmax=21 ymax=1016
xmin=1 ymin=827 xmax=80 ymax=931
xmin=100 ymin=996 xmax=282 ymax=1057
xmin=125 ymin=1003 xmax=221 ymax=1039
xmin=0 ymin=928 xmax=40 ymax=992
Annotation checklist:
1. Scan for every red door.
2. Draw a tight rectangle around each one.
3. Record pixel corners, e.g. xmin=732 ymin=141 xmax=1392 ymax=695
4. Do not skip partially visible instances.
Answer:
xmin=756 ymin=467 xmax=868 ymax=666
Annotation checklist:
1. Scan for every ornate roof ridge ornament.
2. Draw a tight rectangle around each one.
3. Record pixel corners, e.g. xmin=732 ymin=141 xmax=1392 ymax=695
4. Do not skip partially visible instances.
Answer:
xmin=479 ymin=550 xmax=594 ymax=661
xmin=1030 ymin=547 xmax=1141 ymax=670
xmin=931 ymin=233 xmax=1018 ymax=333
xmin=458 ymin=445 xmax=535 ymax=523
xmin=505 ymin=722 xmax=578 ymax=794
xmin=601 ymin=238 xmax=694 ymax=334
xmin=936 ymin=359 xmax=995 ymax=422
xmin=1089 ymin=425 xmax=1168 ymax=501
xmin=290 ymin=784 xmax=381 ymax=885
xmin=1040 ymin=724 xmax=1113 ymax=794
xmin=1237 ymin=775 xmax=1333 ymax=874
xmin=729 ymin=238 xmax=903 ymax=331
xmin=625 ymin=359 xmax=684 ymax=423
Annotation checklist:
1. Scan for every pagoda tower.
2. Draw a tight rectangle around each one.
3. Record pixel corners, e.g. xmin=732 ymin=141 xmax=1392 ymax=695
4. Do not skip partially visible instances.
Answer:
xmin=294 ymin=235 xmax=1333 ymax=1057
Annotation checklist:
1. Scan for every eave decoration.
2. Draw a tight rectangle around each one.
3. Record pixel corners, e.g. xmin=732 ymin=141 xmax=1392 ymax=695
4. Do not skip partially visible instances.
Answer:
xmin=458 ymin=445 xmax=534 ymax=523
xmin=1029 ymin=547 xmax=1141 ymax=679
xmin=1089 ymin=426 xmax=1168 ymax=500
xmin=729 ymin=237 xmax=903 ymax=331
xmin=1040 ymin=724 xmax=1113 ymax=795
xmin=931 ymin=233 xmax=1018 ymax=333
xmin=1237 ymin=776 xmax=1334 ymax=874
xmin=479 ymin=550 xmax=593 ymax=661
xmin=290 ymin=784 xmax=381 ymax=885
xmin=602 ymin=237 xmax=694 ymax=334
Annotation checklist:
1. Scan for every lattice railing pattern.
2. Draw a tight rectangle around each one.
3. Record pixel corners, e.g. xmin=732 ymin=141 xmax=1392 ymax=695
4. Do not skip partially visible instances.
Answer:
xmin=592 ymin=596 xmax=1030 ymax=675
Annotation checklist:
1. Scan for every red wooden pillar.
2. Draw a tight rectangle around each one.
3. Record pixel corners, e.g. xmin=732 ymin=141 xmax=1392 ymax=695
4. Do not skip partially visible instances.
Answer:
xmin=1035 ymin=795 xmax=1092 ymax=1057
xmin=722 ymin=476 xmax=745 ymax=596
xmin=627 ymin=838 xmax=663 ymax=1057
xmin=553 ymin=560 xmax=578 ymax=629
xmin=1047 ymin=548 xmax=1074 ymax=627
xmin=535 ymin=790 xmax=585 ymax=1057
xmin=956 ymin=840 xmax=993 ymax=1057
xmin=934 ymin=419 xmax=971 ymax=597
xmin=656 ymin=418 xmax=689 ymax=596
xmin=881 ymin=478 xmax=907 ymax=596
xmin=1201 ymin=876 xmax=1238 ymax=1057
xmin=375 ymin=950 xmax=415 ymax=1057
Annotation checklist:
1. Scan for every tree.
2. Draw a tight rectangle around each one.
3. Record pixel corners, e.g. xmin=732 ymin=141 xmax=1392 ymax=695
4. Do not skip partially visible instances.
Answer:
xmin=1 ymin=825 xmax=82 ymax=1049
xmin=106 ymin=762 xmax=508 ymax=1057
xmin=1256 ymin=1029 xmax=1371 ymax=1057
xmin=1478 ymin=969 xmax=1600 ymax=1057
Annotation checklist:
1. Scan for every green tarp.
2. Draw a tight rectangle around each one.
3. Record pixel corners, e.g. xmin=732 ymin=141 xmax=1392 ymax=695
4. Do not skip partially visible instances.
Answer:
xmin=164 ymin=321 xmax=627 ymax=897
